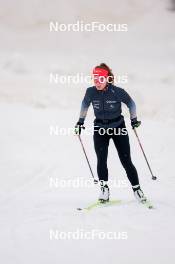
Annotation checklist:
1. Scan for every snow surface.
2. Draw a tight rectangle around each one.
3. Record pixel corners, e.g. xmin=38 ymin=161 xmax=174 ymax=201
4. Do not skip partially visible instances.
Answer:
xmin=0 ymin=0 xmax=175 ymax=263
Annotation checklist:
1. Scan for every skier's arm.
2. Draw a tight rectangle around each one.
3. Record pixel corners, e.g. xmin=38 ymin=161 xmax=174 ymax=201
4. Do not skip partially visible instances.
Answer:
xmin=120 ymin=88 xmax=137 ymax=120
xmin=120 ymin=88 xmax=141 ymax=128
xmin=78 ymin=89 xmax=91 ymax=123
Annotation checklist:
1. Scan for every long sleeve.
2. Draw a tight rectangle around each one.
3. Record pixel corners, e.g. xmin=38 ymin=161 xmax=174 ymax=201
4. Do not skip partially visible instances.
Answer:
xmin=78 ymin=89 xmax=91 ymax=123
xmin=120 ymin=88 xmax=137 ymax=120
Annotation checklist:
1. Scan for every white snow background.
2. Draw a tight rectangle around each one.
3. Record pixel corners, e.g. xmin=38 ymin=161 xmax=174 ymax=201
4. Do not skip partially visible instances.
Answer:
xmin=0 ymin=0 xmax=175 ymax=263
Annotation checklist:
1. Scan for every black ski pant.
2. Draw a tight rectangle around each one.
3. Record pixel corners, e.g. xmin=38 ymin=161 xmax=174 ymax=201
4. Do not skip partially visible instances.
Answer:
xmin=93 ymin=121 xmax=139 ymax=186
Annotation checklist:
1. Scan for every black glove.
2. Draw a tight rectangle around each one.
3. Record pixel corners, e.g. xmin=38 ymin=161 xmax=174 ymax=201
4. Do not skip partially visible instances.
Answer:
xmin=131 ymin=118 xmax=141 ymax=129
xmin=75 ymin=121 xmax=85 ymax=135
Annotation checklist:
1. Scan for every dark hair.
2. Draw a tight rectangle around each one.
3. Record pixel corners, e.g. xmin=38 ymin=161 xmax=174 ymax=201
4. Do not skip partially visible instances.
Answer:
xmin=95 ymin=63 xmax=114 ymax=84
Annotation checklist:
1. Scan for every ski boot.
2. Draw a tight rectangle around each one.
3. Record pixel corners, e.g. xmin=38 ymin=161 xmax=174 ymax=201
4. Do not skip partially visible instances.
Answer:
xmin=98 ymin=181 xmax=110 ymax=203
xmin=133 ymin=185 xmax=147 ymax=203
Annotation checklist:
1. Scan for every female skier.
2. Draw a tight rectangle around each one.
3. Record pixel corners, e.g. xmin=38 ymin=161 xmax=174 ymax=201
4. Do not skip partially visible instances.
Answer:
xmin=75 ymin=63 xmax=147 ymax=203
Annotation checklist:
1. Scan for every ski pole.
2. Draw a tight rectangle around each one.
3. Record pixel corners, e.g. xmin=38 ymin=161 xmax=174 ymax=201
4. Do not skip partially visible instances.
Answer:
xmin=77 ymin=134 xmax=98 ymax=184
xmin=133 ymin=128 xmax=157 ymax=180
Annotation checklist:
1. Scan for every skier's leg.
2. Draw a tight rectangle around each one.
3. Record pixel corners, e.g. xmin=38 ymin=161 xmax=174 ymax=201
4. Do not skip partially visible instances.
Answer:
xmin=112 ymin=125 xmax=139 ymax=187
xmin=93 ymin=129 xmax=110 ymax=182
xmin=112 ymin=124 xmax=147 ymax=201
xmin=93 ymin=129 xmax=110 ymax=202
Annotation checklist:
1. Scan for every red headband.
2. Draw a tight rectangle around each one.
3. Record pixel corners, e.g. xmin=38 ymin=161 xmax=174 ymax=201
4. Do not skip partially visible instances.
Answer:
xmin=93 ymin=67 xmax=109 ymax=78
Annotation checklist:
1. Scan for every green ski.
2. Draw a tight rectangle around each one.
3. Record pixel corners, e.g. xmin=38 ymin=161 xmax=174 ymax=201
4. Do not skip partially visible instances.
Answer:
xmin=77 ymin=199 xmax=154 ymax=211
xmin=77 ymin=199 xmax=122 ymax=211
